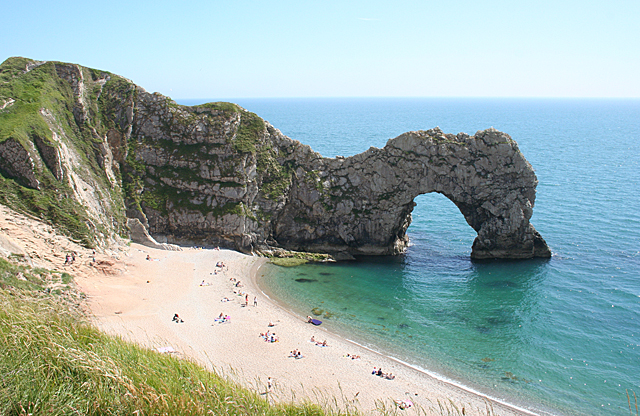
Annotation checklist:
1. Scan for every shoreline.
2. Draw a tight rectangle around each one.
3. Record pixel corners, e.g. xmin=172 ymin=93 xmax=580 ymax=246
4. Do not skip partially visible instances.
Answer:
xmin=254 ymin=262 xmax=549 ymax=416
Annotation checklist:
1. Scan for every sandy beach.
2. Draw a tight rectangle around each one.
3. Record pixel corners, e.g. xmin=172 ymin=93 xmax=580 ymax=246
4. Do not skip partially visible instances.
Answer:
xmin=0 ymin=204 xmax=539 ymax=415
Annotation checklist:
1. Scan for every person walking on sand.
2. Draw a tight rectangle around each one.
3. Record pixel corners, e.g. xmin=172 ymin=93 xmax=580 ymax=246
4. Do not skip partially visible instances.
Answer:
xmin=245 ymin=294 xmax=249 ymax=306
xmin=254 ymin=296 xmax=257 ymax=307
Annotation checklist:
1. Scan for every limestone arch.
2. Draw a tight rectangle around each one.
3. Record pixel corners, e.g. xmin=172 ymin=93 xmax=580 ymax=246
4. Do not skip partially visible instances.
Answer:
xmin=273 ymin=128 xmax=551 ymax=260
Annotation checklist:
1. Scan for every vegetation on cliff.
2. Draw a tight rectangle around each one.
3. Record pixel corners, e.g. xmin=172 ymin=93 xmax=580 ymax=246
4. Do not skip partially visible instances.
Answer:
xmin=0 ymin=57 xmax=127 ymax=247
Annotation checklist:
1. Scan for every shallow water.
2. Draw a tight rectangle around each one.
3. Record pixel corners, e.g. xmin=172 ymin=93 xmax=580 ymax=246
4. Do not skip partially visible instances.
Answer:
xmin=179 ymin=97 xmax=640 ymax=416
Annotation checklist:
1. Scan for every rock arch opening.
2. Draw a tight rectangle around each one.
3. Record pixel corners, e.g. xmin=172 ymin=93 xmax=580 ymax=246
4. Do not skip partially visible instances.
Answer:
xmin=407 ymin=193 xmax=476 ymax=257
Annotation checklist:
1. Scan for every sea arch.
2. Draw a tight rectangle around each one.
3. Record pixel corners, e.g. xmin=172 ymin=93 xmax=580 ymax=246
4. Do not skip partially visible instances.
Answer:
xmin=272 ymin=128 xmax=551 ymax=260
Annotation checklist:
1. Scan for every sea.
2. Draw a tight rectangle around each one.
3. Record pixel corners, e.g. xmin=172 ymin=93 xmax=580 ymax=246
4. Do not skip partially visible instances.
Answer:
xmin=177 ymin=98 xmax=640 ymax=416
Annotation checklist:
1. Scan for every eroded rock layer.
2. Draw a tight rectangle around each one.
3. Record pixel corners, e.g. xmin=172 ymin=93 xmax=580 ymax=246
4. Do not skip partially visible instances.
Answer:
xmin=0 ymin=57 xmax=550 ymax=259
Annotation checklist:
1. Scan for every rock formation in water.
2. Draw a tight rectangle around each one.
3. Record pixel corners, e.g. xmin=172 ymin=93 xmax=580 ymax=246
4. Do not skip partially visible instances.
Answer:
xmin=0 ymin=57 xmax=550 ymax=259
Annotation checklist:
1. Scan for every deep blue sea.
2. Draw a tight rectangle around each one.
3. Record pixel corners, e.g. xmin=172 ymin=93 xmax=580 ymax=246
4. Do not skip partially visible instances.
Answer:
xmin=178 ymin=98 xmax=640 ymax=416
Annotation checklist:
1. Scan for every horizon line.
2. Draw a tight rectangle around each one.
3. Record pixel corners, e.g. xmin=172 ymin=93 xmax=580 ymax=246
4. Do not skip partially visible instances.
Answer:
xmin=173 ymin=96 xmax=640 ymax=101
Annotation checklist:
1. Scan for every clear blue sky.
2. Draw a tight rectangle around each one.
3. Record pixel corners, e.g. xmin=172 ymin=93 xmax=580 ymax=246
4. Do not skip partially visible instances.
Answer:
xmin=2 ymin=0 xmax=638 ymax=98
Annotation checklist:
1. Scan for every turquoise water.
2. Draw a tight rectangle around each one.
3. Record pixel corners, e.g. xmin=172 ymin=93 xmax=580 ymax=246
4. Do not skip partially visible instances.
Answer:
xmin=179 ymin=98 xmax=640 ymax=415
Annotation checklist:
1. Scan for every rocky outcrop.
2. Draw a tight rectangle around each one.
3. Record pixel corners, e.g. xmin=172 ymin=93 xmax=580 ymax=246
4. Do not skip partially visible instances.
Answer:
xmin=0 ymin=56 xmax=550 ymax=259
xmin=0 ymin=138 xmax=40 ymax=189
xmin=271 ymin=128 xmax=551 ymax=259
xmin=127 ymin=218 xmax=181 ymax=251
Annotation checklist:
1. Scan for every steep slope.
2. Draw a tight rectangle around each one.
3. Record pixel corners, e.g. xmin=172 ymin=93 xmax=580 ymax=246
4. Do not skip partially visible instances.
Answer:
xmin=0 ymin=58 xmax=126 ymax=247
xmin=0 ymin=57 xmax=550 ymax=259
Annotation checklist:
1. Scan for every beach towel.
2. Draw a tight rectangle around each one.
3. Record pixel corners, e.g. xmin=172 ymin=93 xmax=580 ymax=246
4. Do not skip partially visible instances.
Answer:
xmin=310 ymin=318 xmax=322 ymax=325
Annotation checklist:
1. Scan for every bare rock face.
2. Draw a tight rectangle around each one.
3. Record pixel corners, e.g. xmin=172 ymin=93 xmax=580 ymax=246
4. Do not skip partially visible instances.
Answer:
xmin=0 ymin=138 xmax=40 ymax=189
xmin=270 ymin=128 xmax=550 ymax=259
xmin=119 ymin=88 xmax=550 ymax=259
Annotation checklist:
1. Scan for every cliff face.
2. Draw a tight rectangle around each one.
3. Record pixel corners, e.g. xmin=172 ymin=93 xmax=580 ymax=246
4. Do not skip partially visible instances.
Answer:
xmin=0 ymin=58 xmax=127 ymax=247
xmin=0 ymin=57 xmax=550 ymax=259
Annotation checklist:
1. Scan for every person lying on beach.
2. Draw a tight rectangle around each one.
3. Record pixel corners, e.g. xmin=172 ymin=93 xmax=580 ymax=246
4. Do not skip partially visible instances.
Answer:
xmin=172 ymin=314 xmax=183 ymax=323
xmin=307 ymin=316 xmax=322 ymax=325
xmin=394 ymin=399 xmax=413 ymax=410
xmin=384 ymin=373 xmax=395 ymax=380
xmin=221 ymin=297 xmax=230 ymax=302
xmin=215 ymin=313 xmax=230 ymax=323
xmin=346 ymin=354 xmax=361 ymax=360
xmin=268 ymin=321 xmax=275 ymax=327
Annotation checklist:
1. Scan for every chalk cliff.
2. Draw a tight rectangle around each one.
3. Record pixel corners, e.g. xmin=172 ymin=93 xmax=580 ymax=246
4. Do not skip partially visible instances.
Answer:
xmin=0 ymin=57 xmax=550 ymax=259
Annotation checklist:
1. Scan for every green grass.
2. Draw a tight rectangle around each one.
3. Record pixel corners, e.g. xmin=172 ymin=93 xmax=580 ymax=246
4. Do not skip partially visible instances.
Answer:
xmin=232 ymin=110 xmax=265 ymax=154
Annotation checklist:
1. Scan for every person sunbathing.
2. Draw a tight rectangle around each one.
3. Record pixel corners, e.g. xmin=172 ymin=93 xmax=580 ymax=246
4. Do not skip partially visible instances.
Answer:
xmin=394 ymin=399 xmax=413 ymax=410
xmin=215 ymin=313 xmax=229 ymax=323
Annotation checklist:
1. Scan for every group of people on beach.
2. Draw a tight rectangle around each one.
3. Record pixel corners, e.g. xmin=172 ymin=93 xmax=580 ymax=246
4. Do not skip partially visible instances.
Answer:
xmin=309 ymin=335 xmax=328 ymax=347
xmin=64 ymin=251 xmax=77 ymax=265
xmin=215 ymin=313 xmax=230 ymax=323
xmin=289 ymin=349 xmax=304 ymax=359
xmin=371 ymin=367 xmax=395 ymax=380
xmin=172 ymin=313 xmax=184 ymax=323
xmin=260 ymin=330 xmax=278 ymax=343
